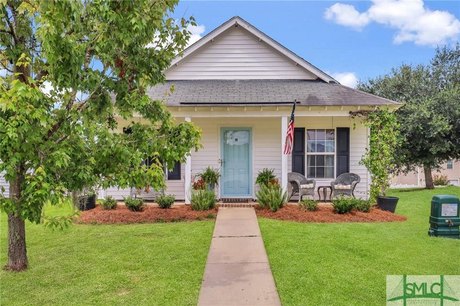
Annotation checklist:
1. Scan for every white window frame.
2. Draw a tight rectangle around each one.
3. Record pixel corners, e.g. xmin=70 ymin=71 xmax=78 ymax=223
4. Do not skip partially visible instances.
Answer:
xmin=305 ymin=129 xmax=336 ymax=179
xmin=446 ymin=160 xmax=453 ymax=170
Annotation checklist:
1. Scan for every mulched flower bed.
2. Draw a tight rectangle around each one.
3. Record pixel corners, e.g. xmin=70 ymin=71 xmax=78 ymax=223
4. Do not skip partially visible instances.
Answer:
xmin=255 ymin=203 xmax=407 ymax=223
xmin=77 ymin=204 xmax=217 ymax=224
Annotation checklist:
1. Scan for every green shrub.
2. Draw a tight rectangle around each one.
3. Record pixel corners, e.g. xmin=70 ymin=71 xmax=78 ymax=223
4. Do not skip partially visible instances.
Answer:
xmin=124 ymin=197 xmax=144 ymax=212
xmin=332 ymin=196 xmax=355 ymax=214
xmin=256 ymin=168 xmax=276 ymax=187
xmin=433 ymin=174 xmax=449 ymax=186
xmin=299 ymin=199 xmax=318 ymax=211
xmin=353 ymin=198 xmax=372 ymax=212
xmin=156 ymin=194 xmax=175 ymax=209
xmin=100 ymin=196 xmax=117 ymax=210
xmin=191 ymin=189 xmax=216 ymax=211
xmin=256 ymin=184 xmax=287 ymax=212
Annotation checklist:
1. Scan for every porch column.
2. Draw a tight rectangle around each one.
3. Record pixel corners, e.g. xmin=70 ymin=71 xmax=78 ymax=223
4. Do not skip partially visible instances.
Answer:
xmin=185 ymin=117 xmax=192 ymax=204
xmin=281 ymin=116 xmax=288 ymax=192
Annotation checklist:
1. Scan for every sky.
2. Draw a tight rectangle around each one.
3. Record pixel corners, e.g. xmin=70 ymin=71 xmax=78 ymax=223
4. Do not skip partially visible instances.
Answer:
xmin=171 ymin=0 xmax=460 ymax=87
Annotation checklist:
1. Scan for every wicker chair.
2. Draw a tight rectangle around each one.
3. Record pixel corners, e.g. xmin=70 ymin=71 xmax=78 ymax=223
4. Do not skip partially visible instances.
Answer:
xmin=330 ymin=173 xmax=360 ymax=198
xmin=287 ymin=172 xmax=316 ymax=202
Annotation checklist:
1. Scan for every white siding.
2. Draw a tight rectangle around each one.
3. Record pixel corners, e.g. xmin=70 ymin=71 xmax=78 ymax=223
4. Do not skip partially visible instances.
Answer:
xmin=191 ymin=117 xmax=282 ymax=199
xmin=288 ymin=116 xmax=369 ymax=199
xmin=103 ymin=116 xmax=370 ymax=201
xmin=166 ymin=27 xmax=316 ymax=80
xmin=103 ymin=163 xmax=186 ymax=201
xmin=349 ymin=121 xmax=370 ymax=199
xmin=102 ymin=186 xmax=131 ymax=200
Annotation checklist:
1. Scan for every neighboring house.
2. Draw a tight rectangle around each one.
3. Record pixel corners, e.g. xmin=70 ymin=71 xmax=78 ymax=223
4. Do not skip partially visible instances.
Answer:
xmin=0 ymin=175 xmax=8 ymax=198
xmin=391 ymin=160 xmax=460 ymax=187
xmin=104 ymin=16 xmax=399 ymax=202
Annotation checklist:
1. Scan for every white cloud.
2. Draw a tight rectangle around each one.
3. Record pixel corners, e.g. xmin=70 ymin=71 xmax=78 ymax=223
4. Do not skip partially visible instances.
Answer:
xmin=324 ymin=3 xmax=370 ymax=30
xmin=332 ymin=72 xmax=359 ymax=88
xmin=324 ymin=0 xmax=460 ymax=46
xmin=187 ymin=24 xmax=205 ymax=47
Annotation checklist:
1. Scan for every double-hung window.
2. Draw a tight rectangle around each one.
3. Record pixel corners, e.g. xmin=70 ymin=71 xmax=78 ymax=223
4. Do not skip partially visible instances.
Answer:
xmin=144 ymin=157 xmax=181 ymax=180
xmin=166 ymin=161 xmax=181 ymax=180
xmin=306 ymin=129 xmax=335 ymax=178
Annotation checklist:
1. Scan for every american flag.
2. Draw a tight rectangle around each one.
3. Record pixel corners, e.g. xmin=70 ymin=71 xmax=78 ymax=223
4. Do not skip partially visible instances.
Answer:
xmin=283 ymin=101 xmax=296 ymax=155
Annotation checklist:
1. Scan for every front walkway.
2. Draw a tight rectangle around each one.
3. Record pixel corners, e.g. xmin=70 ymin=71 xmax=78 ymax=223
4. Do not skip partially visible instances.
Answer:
xmin=198 ymin=207 xmax=281 ymax=306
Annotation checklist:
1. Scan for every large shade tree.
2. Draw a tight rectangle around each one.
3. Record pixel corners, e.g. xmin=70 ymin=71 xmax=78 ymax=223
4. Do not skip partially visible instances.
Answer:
xmin=0 ymin=0 xmax=201 ymax=271
xmin=358 ymin=44 xmax=460 ymax=188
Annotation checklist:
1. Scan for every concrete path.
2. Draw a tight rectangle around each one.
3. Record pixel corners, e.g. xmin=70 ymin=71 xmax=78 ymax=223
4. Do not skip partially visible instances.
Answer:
xmin=198 ymin=208 xmax=281 ymax=306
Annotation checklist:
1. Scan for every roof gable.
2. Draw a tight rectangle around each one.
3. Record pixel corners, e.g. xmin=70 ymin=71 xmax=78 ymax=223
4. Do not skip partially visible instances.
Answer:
xmin=165 ymin=17 xmax=336 ymax=82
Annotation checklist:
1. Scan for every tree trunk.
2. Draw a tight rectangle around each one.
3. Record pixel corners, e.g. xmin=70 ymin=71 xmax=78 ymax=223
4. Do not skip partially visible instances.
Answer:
xmin=5 ymin=169 xmax=28 ymax=272
xmin=424 ymin=165 xmax=435 ymax=189
xmin=6 ymin=213 xmax=28 ymax=271
xmin=5 ymin=11 xmax=30 ymax=272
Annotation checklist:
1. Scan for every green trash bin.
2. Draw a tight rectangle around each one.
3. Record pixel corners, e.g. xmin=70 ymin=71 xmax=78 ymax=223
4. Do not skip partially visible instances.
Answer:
xmin=429 ymin=195 xmax=460 ymax=239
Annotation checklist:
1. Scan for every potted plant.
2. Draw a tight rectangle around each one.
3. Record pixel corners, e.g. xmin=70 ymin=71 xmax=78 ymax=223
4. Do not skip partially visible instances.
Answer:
xmin=199 ymin=166 xmax=220 ymax=191
xmin=255 ymin=168 xmax=276 ymax=187
xmin=360 ymin=109 xmax=400 ymax=213
xmin=77 ymin=191 xmax=97 ymax=211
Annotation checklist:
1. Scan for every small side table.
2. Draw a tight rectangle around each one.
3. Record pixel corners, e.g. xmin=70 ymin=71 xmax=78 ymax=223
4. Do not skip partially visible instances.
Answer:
xmin=317 ymin=186 xmax=332 ymax=202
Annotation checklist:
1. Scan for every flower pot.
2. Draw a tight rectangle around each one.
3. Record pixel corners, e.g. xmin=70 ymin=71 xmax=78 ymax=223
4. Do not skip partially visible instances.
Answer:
xmin=78 ymin=194 xmax=96 ymax=211
xmin=377 ymin=196 xmax=399 ymax=213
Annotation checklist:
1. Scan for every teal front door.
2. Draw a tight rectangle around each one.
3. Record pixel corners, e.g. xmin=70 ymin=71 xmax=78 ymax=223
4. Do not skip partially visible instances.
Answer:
xmin=221 ymin=128 xmax=252 ymax=197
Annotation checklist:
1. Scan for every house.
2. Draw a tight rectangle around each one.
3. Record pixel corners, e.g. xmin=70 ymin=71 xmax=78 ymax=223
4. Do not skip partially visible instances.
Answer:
xmin=103 ymin=16 xmax=399 ymax=203
xmin=391 ymin=160 xmax=460 ymax=187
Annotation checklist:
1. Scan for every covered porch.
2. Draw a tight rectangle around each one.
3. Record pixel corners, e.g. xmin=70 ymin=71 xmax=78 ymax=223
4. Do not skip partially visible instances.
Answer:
xmin=172 ymin=106 xmax=370 ymax=203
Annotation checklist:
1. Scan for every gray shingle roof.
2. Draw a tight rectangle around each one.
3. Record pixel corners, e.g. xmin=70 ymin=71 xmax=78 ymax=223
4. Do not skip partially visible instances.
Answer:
xmin=147 ymin=80 xmax=399 ymax=106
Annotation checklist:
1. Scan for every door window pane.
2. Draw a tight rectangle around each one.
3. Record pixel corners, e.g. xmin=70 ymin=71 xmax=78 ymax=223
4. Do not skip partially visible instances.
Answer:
xmin=226 ymin=130 xmax=249 ymax=146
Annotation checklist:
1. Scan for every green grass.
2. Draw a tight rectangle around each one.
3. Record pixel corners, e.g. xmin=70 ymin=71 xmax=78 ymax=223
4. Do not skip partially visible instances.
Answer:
xmin=259 ymin=186 xmax=460 ymax=306
xmin=0 ymin=203 xmax=214 ymax=305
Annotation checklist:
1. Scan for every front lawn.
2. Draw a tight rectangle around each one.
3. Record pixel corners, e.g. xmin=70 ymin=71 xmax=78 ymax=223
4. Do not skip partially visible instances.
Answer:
xmin=259 ymin=186 xmax=460 ymax=306
xmin=0 ymin=204 xmax=214 ymax=305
